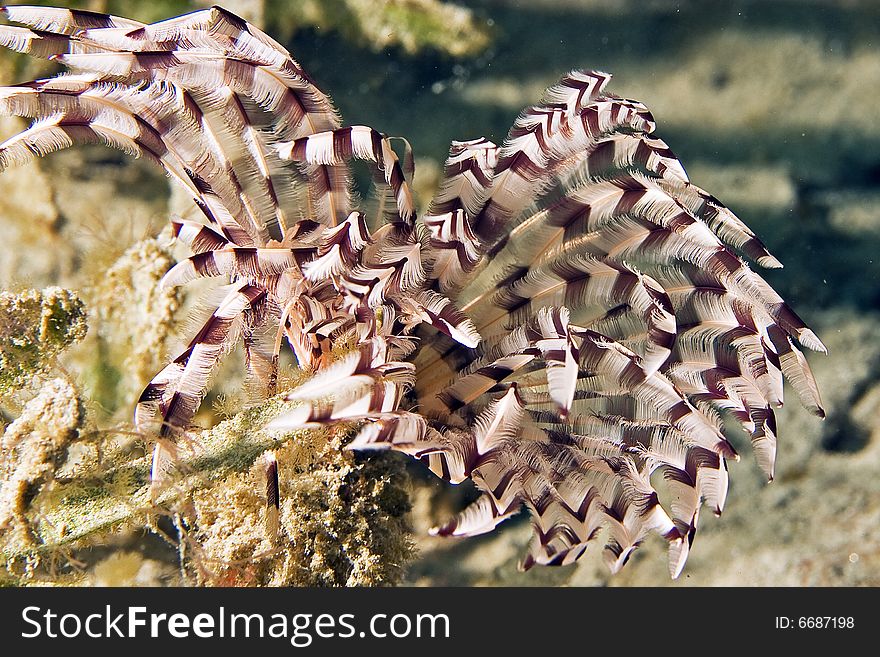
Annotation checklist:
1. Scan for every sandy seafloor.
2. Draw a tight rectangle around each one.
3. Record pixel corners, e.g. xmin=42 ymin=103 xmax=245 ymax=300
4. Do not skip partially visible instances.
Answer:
xmin=1 ymin=0 xmax=878 ymax=587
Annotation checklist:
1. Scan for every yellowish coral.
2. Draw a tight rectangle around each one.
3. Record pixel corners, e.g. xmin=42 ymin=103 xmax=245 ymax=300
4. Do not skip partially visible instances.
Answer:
xmin=0 ymin=378 xmax=84 ymax=561
xmin=89 ymin=551 xmax=171 ymax=586
xmin=16 ymin=395 xmax=305 ymax=559
xmin=89 ymin=238 xmax=180 ymax=411
xmin=190 ymin=430 xmax=414 ymax=586
xmin=1 ymin=390 xmax=415 ymax=587
xmin=0 ymin=288 xmax=88 ymax=399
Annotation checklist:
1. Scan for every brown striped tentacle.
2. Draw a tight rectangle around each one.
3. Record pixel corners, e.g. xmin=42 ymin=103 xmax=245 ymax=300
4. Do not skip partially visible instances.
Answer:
xmin=264 ymin=451 xmax=280 ymax=538
xmin=472 ymin=96 xmax=657 ymax=245
xmin=277 ymin=126 xmax=415 ymax=224
xmin=135 ymin=282 xmax=267 ymax=437
xmin=171 ymin=220 xmax=229 ymax=254
xmin=136 ymin=282 xmax=266 ymax=494
xmin=422 ymin=138 xmax=498 ymax=291
xmin=1 ymin=5 xmax=144 ymax=33
xmin=430 ymin=492 xmax=520 ymax=537
xmin=1 ymin=5 xmax=345 ymax=232
xmin=0 ymin=77 xmax=264 ymax=244
xmin=159 ymin=246 xmax=313 ymax=289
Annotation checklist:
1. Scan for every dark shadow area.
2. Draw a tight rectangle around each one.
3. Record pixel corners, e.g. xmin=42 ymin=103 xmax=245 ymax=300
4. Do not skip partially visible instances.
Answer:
xmin=822 ymin=412 xmax=871 ymax=454
xmin=747 ymin=196 xmax=880 ymax=314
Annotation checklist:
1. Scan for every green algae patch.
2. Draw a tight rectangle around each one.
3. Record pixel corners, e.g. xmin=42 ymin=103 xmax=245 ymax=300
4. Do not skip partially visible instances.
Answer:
xmin=30 ymin=459 xmax=152 ymax=549
xmin=0 ymin=288 xmax=87 ymax=399
xmin=1 ymin=390 xmax=414 ymax=588
xmin=276 ymin=0 xmax=492 ymax=57
xmin=2 ymin=395 xmax=308 ymax=559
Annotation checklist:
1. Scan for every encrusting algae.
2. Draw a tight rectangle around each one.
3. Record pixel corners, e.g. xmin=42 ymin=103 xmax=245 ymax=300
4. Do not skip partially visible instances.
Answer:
xmin=0 ymin=378 xmax=84 ymax=561
xmin=1 ymin=371 xmax=415 ymax=585
xmin=0 ymin=287 xmax=87 ymax=401
xmin=190 ymin=434 xmax=413 ymax=587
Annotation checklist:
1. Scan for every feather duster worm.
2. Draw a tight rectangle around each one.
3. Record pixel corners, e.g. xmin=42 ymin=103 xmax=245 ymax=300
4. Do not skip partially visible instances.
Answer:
xmin=0 ymin=5 xmax=824 ymax=577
